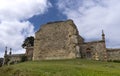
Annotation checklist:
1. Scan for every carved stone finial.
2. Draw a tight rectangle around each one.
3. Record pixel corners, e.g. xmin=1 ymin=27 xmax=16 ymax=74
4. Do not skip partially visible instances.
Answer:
xmin=102 ymin=30 xmax=105 ymax=41
xmin=5 ymin=46 xmax=7 ymax=51
xmin=10 ymin=48 xmax=12 ymax=51
xmin=9 ymin=48 xmax=12 ymax=55
xmin=102 ymin=30 xmax=104 ymax=35
xmin=5 ymin=46 xmax=7 ymax=55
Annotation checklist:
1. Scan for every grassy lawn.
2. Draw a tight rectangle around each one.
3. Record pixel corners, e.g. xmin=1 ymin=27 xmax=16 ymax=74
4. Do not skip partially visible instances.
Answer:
xmin=0 ymin=59 xmax=120 ymax=76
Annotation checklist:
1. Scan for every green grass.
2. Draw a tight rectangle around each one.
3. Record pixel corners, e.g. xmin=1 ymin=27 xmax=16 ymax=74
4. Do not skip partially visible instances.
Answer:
xmin=0 ymin=59 xmax=120 ymax=76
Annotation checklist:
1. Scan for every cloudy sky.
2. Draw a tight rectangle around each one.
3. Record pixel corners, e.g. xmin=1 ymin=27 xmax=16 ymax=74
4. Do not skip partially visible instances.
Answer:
xmin=0 ymin=0 xmax=120 ymax=57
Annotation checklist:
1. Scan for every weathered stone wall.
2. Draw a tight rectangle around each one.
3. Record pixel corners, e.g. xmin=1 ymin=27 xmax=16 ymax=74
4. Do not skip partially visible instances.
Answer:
xmin=26 ymin=47 xmax=33 ymax=60
xmin=107 ymin=49 xmax=120 ymax=60
xmin=33 ymin=20 xmax=82 ymax=60
xmin=8 ymin=54 xmax=25 ymax=63
xmin=3 ymin=54 xmax=25 ymax=65
xmin=80 ymin=41 xmax=107 ymax=60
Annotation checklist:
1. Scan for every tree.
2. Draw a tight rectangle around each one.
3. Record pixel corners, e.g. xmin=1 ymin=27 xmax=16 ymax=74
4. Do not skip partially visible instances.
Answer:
xmin=22 ymin=36 xmax=34 ymax=48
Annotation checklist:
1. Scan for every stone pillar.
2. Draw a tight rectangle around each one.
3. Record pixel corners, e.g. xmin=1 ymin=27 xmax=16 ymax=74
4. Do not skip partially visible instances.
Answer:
xmin=26 ymin=46 xmax=33 ymax=60
xmin=3 ymin=46 xmax=8 ymax=65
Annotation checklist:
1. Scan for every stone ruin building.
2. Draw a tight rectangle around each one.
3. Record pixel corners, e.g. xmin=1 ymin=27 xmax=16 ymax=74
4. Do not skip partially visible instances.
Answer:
xmin=3 ymin=46 xmax=33 ymax=65
xmin=33 ymin=20 xmax=107 ymax=61
xmin=33 ymin=20 xmax=80 ymax=60
xmin=3 ymin=19 xmax=120 ymax=65
xmin=33 ymin=20 xmax=120 ymax=61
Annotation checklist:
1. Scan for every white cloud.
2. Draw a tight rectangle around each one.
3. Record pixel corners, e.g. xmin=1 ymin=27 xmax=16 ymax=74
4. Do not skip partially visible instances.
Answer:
xmin=57 ymin=0 xmax=120 ymax=48
xmin=0 ymin=0 xmax=51 ymax=57
xmin=0 ymin=0 xmax=51 ymax=21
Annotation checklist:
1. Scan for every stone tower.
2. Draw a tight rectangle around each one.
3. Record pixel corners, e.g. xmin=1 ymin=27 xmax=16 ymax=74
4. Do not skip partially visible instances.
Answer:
xmin=33 ymin=20 xmax=81 ymax=60
xmin=101 ymin=30 xmax=108 ymax=61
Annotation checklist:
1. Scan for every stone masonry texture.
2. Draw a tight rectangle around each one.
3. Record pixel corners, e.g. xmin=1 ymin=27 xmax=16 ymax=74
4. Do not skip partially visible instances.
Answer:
xmin=33 ymin=20 xmax=81 ymax=60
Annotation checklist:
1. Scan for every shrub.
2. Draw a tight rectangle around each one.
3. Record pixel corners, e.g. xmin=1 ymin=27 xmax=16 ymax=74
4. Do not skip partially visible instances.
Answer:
xmin=21 ymin=55 xmax=27 ymax=62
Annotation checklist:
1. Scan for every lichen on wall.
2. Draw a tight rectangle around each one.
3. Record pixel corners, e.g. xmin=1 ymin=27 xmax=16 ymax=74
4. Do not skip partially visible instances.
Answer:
xmin=33 ymin=20 xmax=81 ymax=60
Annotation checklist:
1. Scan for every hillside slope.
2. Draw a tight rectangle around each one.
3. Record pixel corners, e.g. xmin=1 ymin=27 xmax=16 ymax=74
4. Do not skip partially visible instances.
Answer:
xmin=0 ymin=59 xmax=120 ymax=76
